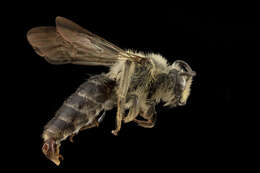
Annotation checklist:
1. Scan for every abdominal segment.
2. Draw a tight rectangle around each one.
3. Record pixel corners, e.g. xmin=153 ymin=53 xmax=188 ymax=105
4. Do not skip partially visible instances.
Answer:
xmin=42 ymin=74 xmax=116 ymax=142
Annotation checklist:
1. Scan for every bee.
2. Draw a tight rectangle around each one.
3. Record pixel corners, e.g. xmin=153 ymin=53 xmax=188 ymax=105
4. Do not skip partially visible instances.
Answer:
xmin=27 ymin=16 xmax=196 ymax=166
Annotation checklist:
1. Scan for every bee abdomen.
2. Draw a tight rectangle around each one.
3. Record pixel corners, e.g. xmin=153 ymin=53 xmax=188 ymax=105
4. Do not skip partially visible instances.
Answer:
xmin=43 ymin=103 xmax=89 ymax=140
xmin=43 ymin=74 xmax=116 ymax=141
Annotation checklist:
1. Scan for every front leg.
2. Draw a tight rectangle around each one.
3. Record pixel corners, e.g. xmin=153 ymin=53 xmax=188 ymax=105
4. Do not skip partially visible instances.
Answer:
xmin=112 ymin=60 xmax=135 ymax=135
xmin=134 ymin=102 xmax=157 ymax=128
xmin=134 ymin=113 xmax=157 ymax=128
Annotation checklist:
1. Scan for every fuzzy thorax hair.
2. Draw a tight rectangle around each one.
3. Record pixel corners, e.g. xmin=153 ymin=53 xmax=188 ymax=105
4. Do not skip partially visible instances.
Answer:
xmin=107 ymin=50 xmax=194 ymax=107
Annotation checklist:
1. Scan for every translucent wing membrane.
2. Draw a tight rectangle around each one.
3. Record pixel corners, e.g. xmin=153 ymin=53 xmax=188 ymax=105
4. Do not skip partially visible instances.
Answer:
xmin=27 ymin=16 xmax=144 ymax=66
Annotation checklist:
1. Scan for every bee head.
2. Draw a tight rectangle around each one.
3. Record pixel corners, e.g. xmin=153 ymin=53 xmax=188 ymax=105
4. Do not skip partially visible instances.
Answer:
xmin=170 ymin=60 xmax=196 ymax=106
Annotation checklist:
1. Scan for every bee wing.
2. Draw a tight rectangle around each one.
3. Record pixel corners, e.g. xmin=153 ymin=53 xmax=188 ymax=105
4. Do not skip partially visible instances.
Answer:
xmin=27 ymin=16 xmax=145 ymax=66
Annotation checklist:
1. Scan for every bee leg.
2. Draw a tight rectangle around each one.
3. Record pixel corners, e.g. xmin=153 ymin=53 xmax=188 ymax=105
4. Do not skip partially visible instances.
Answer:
xmin=112 ymin=60 xmax=135 ymax=136
xmin=80 ymin=123 xmax=97 ymax=131
xmin=111 ymin=100 xmax=123 ymax=136
xmin=79 ymin=111 xmax=106 ymax=132
xmin=68 ymin=113 xmax=101 ymax=142
xmin=124 ymin=95 xmax=139 ymax=123
xmin=134 ymin=114 xmax=157 ymax=128
xmin=134 ymin=104 xmax=157 ymax=128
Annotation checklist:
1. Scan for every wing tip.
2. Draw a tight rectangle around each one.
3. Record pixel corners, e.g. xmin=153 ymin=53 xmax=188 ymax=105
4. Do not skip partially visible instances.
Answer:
xmin=55 ymin=16 xmax=85 ymax=35
xmin=55 ymin=16 xmax=65 ymax=23
xmin=26 ymin=27 xmax=37 ymax=42
xmin=55 ymin=16 xmax=71 ymax=26
xmin=27 ymin=26 xmax=56 ymax=44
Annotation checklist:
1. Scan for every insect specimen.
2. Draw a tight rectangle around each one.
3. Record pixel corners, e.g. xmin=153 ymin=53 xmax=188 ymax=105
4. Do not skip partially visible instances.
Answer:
xmin=27 ymin=16 xmax=196 ymax=165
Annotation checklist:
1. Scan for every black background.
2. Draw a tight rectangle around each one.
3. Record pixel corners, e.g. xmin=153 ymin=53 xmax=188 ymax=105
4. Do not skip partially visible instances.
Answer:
xmin=3 ymin=4 xmax=257 ymax=171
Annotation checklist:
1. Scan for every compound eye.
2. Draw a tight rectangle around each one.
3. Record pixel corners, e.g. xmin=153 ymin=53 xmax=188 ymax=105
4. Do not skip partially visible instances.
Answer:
xmin=175 ymin=76 xmax=186 ymax=96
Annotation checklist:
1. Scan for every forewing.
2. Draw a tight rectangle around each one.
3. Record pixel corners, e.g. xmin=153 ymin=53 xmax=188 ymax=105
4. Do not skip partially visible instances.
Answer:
xmin=27 ymin=16 xmax=144 ymax=66
xmin=27 ymin=26 xmax=79 ymax=65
